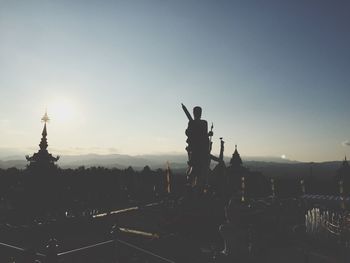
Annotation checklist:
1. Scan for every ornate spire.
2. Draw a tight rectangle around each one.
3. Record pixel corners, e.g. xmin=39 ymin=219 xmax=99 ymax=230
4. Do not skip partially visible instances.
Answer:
xmin=39 ymin=110 xmax=49 ymax=151
xmin=39 ymin=123 xmax=48 ymax=151
xmin=26 ymin=110 xmax=59 ymax=170
xmin=230 ymin=144 xmax=242 ymax=167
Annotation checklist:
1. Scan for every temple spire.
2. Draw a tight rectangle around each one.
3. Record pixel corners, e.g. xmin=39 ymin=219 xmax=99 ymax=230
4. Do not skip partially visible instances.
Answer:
xmin=39 ymin=111 xmax=49 ymax=150
xmin=26 ymin=110 xmax=59 ymax=170
xmin=39 ymin=123 xmax=48 ymax=151
xmin=230 ymin=144 xmax=243 ymax=167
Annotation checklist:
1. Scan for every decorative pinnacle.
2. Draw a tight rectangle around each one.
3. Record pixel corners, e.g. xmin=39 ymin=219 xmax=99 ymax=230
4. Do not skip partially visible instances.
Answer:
xmin=41 ymin=109 xmax=50 ymax=123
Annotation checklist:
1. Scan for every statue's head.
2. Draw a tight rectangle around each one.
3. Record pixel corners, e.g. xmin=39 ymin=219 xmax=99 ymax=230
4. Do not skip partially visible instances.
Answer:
xmin=193 ymin=106 xmax=202 ymax=120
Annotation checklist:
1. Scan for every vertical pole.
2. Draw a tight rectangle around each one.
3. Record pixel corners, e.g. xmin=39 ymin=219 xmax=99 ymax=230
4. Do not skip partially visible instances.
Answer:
xmin=301 ymin=179 xmax=306 ymax=195
xmin=45 ymin=238 xmax=59 ymax=263
xmin=241 ymin=176 xmax=245 ymax=203
xmin=110 ymin=224 xmax=120 ymax=262
xmin=338 ymin=180 xmax=348 ymax=263
xmin=270 ymin=178 xmax=275 ymax=199
xmin=339 ymin=180 xmax=345 ymax=210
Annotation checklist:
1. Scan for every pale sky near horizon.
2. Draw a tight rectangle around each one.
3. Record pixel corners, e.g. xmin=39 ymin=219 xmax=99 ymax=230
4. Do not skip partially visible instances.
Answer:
xmin=0 ymin=0 xmax=349 ymax=162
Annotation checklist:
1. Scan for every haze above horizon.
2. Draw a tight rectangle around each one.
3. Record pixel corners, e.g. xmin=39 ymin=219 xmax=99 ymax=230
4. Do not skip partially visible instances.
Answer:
xmin=1 ymin=1 xmax=349 ymax=162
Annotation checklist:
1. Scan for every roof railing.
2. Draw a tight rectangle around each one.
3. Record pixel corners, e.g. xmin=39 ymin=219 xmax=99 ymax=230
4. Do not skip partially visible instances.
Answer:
xmin=1 ymin=225 xmax=175 ymax=263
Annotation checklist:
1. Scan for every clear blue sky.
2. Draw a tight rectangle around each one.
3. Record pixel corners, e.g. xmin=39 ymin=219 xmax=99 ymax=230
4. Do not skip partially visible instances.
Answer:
xmin=0 ymin=0 xmax=349 ymax=161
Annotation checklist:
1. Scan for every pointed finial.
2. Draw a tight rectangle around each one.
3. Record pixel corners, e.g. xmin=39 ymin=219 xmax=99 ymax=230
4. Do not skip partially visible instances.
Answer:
xmin=41 ymin=109 xmax=50 ymax=123
xmin=235 ymin=144 xmax=237 ymax=150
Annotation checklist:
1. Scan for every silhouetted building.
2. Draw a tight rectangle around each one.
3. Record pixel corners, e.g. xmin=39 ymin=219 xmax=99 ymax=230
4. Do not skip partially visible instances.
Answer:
xmin=210 ymin=138 xmax=226 ymax=196
xmin=229 ymin=145 xmax=244 ymax=170
xmin=336 ymin=156 xmax=350 ymax=180
xmin=226 ymin=145 xmax=248 ymax=196
xmin=226 ymin=145 xmax=268 ymax=198
xmin=26 ymin=111 xmax=59 ymax=171
xmin=21 ymin=112 xmax=61 ymax=215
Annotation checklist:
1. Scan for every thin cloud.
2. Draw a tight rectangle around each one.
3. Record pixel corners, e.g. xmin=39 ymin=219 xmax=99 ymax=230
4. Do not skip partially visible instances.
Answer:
xmin=342 ymin=140 xmax=350 ymax=147
xmin=48 ymin=147 xmax=120 ymax=155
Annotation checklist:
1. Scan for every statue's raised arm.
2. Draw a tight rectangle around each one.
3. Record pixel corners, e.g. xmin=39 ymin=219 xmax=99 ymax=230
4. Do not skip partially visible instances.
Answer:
xmin=181 ymin=103 xmax=193 ymax=121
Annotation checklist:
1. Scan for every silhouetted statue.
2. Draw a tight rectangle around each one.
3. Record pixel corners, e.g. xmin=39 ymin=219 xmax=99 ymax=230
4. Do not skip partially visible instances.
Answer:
xmin=182 ymin=104 xmax=213 ymax=193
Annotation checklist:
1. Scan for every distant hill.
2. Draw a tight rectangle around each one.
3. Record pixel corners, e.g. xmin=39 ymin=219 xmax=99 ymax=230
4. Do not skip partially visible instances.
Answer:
xmin=0 ymin=153 xmax=188 ymax=170
xmin=0 ymin=159 xmax=27 ymax=169
xmin=0 ymin=153 xmax=296 ymax=169
xmin=0 ymin=153 xmax=343 ymax=179
xmin=244 ymin=161 xmax=341 ymax=179
xmin=57 ymin=154 xmax=188 ymax=170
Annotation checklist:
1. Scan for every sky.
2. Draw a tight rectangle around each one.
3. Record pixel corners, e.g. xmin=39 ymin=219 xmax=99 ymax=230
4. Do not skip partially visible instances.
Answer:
xmin=0 ymin=0 xmax=349 ymax=162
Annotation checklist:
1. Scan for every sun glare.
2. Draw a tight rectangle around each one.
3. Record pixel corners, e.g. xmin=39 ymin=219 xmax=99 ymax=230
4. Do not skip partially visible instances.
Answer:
xmin=48 ymin=99 xmax=76 ymax=123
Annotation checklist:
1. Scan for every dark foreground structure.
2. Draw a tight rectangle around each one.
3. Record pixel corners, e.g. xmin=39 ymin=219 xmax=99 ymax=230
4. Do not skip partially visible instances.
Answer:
xmin=1 ymin=110 xmax=350 ymax=262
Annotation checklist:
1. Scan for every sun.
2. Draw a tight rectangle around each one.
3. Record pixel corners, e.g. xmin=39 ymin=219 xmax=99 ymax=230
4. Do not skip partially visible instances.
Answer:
xmin=48 ymin=98 xmax=76 ymax=123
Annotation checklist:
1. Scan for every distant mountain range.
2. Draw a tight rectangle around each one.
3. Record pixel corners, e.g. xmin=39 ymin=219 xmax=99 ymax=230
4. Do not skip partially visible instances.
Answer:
xmin=0 ymin=153 xmax=343 ymax=179
xmin=0 ymin=153 xmax=297 ymax=169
